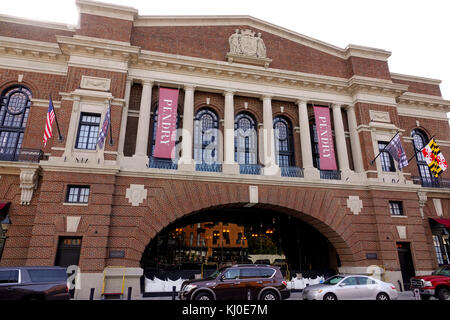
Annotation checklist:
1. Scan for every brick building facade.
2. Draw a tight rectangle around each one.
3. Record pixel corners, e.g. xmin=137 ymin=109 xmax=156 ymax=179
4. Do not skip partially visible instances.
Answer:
xmin=0 ymin=0 xmax=449 ymax=299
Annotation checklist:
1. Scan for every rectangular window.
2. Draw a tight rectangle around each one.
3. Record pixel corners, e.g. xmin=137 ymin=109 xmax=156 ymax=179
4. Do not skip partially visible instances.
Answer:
xmin=433 ymin=235 xmax=444 ymax=265
xmin=389 ymin=201 xmax=404 ymax=216
xmin=76 ymin=113 xmax=100 ymax=150
xmin=378 ymin=142 xmax=395 ymax=172
xmin=66 ymin=185 xmax=90 ymax=204
xmin=0 ymin=270 xmax=19 ymax=284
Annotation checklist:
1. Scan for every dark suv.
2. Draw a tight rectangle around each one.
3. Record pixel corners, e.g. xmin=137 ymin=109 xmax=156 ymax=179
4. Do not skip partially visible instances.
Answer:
xmin=179 ymin=264 xmax=290 ymax=301
xmin=0 ymin=266 xmax=70 ymax=300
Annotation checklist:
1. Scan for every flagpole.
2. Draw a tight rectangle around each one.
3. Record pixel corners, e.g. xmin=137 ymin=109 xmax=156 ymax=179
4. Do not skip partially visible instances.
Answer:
xmin=51 ymin=95 xmax=64 ymax=141
xmin=108 ymin=100 xmax=113 ymax=146
xmin=370 ymin=131 xmax=399 ymax=166
xmin=407 ymin=135 xmax=436 ymax=163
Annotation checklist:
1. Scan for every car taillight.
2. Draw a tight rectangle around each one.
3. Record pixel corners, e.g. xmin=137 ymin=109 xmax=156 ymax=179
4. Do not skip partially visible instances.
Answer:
xmin=282 ymin=281 xmax=287 ymax=286
xmin=66 ymin=285 xmax=69 ymax=293
xmin=390 ymin=286 xmax=396 ymax=290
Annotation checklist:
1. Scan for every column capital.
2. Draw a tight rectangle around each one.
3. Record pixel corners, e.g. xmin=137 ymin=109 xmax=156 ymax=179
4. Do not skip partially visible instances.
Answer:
xmin=296 ymin=99 xmax=308 ymax=106
xmin=344 ymin=104 xmax=355 ymax=111
xmin=331 ymin=103 xmax=342 ymax=110
xmin=141 ymin=79 xmax=154 ymax=86
xmin=261 ymin=94 xmax=273 ymax=101
xmin=223 ymin=90 xmax=235 ymax=97
xmin=184 ymin=84 xmax=196 ymax=91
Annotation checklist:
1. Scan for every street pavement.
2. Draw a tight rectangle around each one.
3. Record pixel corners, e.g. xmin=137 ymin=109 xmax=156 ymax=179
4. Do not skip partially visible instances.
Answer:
xmin=135 ymin=290 xmax=421 ymax=300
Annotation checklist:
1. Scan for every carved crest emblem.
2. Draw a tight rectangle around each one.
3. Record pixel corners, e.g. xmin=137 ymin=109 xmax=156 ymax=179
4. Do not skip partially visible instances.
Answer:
xmin=228 ymin=29 xmax=267 ymax=59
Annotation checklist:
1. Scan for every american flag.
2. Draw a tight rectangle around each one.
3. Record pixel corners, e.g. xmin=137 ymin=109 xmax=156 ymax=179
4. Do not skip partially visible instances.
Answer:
xmin=42 ymin=96 xmax=55 ymax=147
xmin=385 ymin=133 xmax=408 ymax=170
xmin=97 ymin=102 xmax=111 ymax=149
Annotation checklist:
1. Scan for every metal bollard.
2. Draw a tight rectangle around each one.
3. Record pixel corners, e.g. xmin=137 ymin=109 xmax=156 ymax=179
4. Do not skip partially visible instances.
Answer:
xmin=89 ymin=288 xmax=95 ymax=300
xmin=172 ymin=286 xmax=176 ymax=300
xmin=127 ymin=287 xmax=132 ymax=300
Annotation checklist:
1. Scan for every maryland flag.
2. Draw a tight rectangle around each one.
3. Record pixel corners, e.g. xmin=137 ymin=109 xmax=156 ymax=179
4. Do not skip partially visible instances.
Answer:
xmin=421 ymin=139 xmax=448 ymax=178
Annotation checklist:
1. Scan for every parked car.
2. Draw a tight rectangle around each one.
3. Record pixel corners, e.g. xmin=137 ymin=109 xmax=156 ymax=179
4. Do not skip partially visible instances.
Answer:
xmin=0 ymin=266 xmax=70 ymax=300
xmin=410 ymin=265 xmax=450 ymax=300
xmin=179 ymin=264 xmax=290 ymax=300
xmin=302 ymin=275 xmax=398 ymax=300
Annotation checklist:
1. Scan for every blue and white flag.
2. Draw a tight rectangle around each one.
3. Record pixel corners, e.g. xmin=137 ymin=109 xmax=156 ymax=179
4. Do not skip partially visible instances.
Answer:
xmin=97 ymin=103 xmax=111 ymax=149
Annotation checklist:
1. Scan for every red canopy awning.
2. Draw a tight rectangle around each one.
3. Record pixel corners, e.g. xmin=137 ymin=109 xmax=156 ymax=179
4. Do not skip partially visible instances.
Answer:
xmin=431 ymin=218 xmax=450 ymax=228
xmin=0 ymin=202 xmax=10 ymax=213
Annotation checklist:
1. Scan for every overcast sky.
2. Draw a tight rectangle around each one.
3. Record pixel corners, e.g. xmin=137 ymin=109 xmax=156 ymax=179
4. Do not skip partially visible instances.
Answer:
xmin=2 ymin=0 xmax=450 ymax=100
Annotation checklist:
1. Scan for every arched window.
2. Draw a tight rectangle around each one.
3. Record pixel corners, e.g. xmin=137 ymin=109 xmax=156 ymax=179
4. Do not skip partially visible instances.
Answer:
xmin=149 ymin=106 xmax=180 ymax=169
xmin=412 ymin=129 xmax=434 ymax=186
xmin=273 ymin=116 xmax=295 ymax=167
xmin=194 ymin=108 xmax=219 ymax=165
xmin=234 ymin=112 xmax=257 ymax=165
xmin=0 ymin=85 xmax=32 ymax=161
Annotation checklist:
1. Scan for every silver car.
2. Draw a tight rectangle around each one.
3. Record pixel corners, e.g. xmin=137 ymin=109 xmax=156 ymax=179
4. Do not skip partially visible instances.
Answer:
xmin=302 ymin=275 xmax=398 ymax=300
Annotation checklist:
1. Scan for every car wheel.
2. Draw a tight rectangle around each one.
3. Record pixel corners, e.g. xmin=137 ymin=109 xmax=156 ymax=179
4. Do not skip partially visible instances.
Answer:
xmin=194 ymin=292 xmax=213 ymax=301
xmin=261 ymin=290 xmax=279 ymax=301
xmin=323 ymin=293 xmax=337 ymax=301
xmin=437 ymin=288 xmax=450 ymax=301
xmin=376 ymin=292 xmax=390 ymax=301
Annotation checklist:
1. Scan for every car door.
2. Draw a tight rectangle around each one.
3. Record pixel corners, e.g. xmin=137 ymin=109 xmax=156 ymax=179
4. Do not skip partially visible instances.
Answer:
xmin=0 ymin=270 xmax=20 ymax=300
xmin=355 ymin=277 xmax=377 ymax=299
xmin=334 ymin=276 xmax=360 ymax=300
xmin=214 ymin=268 xmax=245 ymax=300
xmin=240 ymin=267 xmax=266 ymax=300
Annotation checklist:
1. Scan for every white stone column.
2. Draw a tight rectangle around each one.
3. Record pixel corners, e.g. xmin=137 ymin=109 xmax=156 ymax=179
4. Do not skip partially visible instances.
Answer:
xmin=297 ymin=100 xmax=319 ymax=179
xmin=346 ymin=105 xmax=364 ymax=174
xmin=331 ymin=104 xmax=351 ymax=173
xmin=132 ymin=80 xmax=153 ymax=167
xmin=117 ymin=78 xmax=132 ymax=159
xmin=262 ymin=95 xmax=280 ymax=176
xmin=222 ymin=90 xmax=239 ymax=174
xmin=178 ymin=85 xmax=195 ymax=171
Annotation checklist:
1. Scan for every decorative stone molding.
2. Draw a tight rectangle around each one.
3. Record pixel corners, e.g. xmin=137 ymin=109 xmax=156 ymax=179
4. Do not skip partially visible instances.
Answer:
xmin=347 ymin=196 xmax=363 ymax=215
xmin=369 ymin=110 xmax=390 ymax=123
xmin=432 ymin=199 xmax=443 ymax=217
xmin=66 ymin=216 xmax=81 ymax=233
xmin=80 ymin=76 xmax=111 ymax=92
xmin=417 ymin=191 xmax=427 ymax=219
xmin=396 ymin=226 xmax=407 ymax=240
xmin=126 ymin=184 xmax=148 ymax=206
xmin=244 ymin=186 xmax=259 ymax=207
xmin=19 ymin=168 xmax=39 ymax=205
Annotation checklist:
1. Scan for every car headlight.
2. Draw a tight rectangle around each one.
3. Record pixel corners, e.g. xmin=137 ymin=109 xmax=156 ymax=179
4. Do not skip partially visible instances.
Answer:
xmin=184 ymin=284 xmax=197 ymax=292
xmin=423 ymin=281 xmax=433 ymax=287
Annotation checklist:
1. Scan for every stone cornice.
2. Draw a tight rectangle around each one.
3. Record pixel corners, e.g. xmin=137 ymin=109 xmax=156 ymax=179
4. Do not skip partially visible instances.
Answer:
xmin=76 ymin=0 xmax=138 ymax=21
xmin=391 ymin=72 xmax=442 ymax=85
xmin=397 ymin=92 xmax=450 ymax=111
xmin=0 ymin=14 xmax=76 ymax=32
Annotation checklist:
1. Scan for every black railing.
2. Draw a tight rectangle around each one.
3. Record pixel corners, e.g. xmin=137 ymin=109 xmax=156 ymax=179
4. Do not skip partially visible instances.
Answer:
xmin=411 ymin=176 xmax=450 ymax=189
xmin=320 ymin=170 xmax=341 ymax=180
xmin=195 ymin=163 xmax=222 ymax=173
xmin=239 ymin=164 xmax=261 ymax=175
xmin=149 ymin=157 xmax=178 ymax=170
xmin=0 ymin=148 xmax=44 ymax=163
xmin=281 ymin=166 xmax=304 ymax=178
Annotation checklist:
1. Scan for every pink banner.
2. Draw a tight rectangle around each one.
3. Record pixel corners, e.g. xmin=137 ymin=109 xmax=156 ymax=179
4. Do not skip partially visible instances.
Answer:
xmin=153 ymin=88 xmax=179 ymax=159
xmin=313 ymin=106 xmax=337 ymax=170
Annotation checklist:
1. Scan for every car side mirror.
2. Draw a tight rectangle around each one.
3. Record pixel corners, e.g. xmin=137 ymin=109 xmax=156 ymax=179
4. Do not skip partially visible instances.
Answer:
xmin=339 ymin=283 xmax=346 ymax=287
xmin=220 ymin=275 xmax=225 ymax=282
xmin=431 ymin=271 xmax=436 ymax=275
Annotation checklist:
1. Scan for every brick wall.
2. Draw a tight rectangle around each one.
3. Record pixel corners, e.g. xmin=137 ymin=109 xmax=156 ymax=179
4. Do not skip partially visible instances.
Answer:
xmin=77 ymin=14 xmax=133 ymax=43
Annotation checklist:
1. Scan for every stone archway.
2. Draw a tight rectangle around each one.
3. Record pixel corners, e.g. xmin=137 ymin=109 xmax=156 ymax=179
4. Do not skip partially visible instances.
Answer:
xmin=122 ymin=179 xmax=358 ymax=269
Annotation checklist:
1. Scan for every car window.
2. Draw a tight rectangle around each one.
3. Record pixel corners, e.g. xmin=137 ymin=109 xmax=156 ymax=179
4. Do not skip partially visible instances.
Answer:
xmin=356 ymin=277 xmax=376 ymax=285
xmin=323 ymin=275 xmax=345 ymax=285
xmin=342 ymin=277 xmax=358 ymax=286
xmin=0 ymin=270 xmax=18 ymax=284
xmin=437 ymin=266 xmax=450 ymax=276
xmin=223 ymin=269 xmax=240 ymax=280
xmin=259 ymin=268 xmax=275 ymax=278
xmin=240 ymin=268 xmax=260 ymax=279
xmin=28 ymin=269 xmax=67 ymax=282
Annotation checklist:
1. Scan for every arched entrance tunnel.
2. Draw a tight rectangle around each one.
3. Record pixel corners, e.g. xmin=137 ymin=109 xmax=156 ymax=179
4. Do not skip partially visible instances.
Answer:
xmin=140 ymin=206 xmax=341 ymax=282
